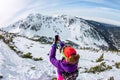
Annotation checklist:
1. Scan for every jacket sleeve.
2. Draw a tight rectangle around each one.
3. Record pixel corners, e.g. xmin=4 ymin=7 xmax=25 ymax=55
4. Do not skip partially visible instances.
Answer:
xmin=60 ymin=41 xmax=65 ymax=48
xmin=50 ymin=44 xmax=61 ymax=68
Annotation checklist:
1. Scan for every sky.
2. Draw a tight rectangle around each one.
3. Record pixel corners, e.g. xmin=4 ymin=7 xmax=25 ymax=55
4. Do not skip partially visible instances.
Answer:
xmin=0 ymin=0 xmax=120 ymax=27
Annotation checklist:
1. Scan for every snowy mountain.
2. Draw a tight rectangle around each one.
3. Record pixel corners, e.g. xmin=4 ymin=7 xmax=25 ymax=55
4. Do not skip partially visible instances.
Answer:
xmin=2 ymin=13 xmax=120 ymax=50
xmin=0 ymin=29 xmax=120 ymax=80
xmin=3 ymin=13 xmax=119 ymax=50
xmin=0 ymin=13 xmax=120 ymax=80
xmin=86 ymin=20 xmax=120 ymax=50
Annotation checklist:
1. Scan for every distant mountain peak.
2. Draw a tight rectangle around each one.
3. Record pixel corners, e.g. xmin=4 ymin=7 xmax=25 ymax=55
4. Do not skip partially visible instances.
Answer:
xmin=1 ymin=13 xmax=120 ymax=50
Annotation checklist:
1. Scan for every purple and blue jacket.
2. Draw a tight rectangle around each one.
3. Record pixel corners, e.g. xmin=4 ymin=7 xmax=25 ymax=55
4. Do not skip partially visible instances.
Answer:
xmin=50 ymin=41 xmax=78 ymax=76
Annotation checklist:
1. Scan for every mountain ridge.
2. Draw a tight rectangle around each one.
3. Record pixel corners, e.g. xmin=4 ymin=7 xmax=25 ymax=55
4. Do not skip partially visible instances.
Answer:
xmin=1 ymin=13 xmax=120 ymax=50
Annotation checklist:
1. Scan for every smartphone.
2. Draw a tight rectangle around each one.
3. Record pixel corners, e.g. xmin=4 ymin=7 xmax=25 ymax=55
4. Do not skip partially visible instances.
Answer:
xmin=55 ymin=35 xmax=59 ymax=41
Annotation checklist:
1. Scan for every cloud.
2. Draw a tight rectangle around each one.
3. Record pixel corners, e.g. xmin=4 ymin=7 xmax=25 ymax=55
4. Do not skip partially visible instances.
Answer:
xmin=83 ymin=17 xmax=120 ymax=26
xmin=0 ymin=0 xmax=30 ymax=27
xmin=0 ymin=0 xmax=61 ymax=27
xmin=34 ymin=6 xmax=120 ymax=25
xmin=0 ymin=0 xmax=120 ymax=27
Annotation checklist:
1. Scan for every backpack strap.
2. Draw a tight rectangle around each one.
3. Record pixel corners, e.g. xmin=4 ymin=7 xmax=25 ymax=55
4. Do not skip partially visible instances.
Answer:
xmin=62 ymin=70 xmax=79 ymax=80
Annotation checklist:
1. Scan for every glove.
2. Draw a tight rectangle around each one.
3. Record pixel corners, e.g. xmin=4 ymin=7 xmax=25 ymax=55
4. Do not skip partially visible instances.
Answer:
xmin=54 ymin=35 xmax=60 ymax=44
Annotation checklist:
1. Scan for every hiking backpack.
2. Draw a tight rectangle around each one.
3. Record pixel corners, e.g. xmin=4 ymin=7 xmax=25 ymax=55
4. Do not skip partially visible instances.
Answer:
xmin=62 ymin=70 xmax=79 ymax=80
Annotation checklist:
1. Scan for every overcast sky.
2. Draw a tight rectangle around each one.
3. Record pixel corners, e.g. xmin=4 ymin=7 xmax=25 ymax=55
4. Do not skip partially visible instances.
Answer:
xmin=0 ymin=0 xmax=120 ymax=27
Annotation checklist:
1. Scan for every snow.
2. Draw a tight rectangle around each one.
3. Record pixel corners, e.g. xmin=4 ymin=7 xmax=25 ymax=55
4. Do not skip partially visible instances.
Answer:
xmin=0 ymin=40 xmax=55 ymax=80
xmin=13 ymin=37 xmax=51 ymax=60
xmin=1 ymin=37 xmax=119 ymax=80
xmin=0 ymin=15 xmax=120 ymax=80
xmin=67 ymin=18 xmax=108 ymax=49
xmin=9 ymin=26 xmax=21 ymax=33
xmin=0 ymin=13 xmax=120 ymax=79
xmin=2 ymin=14 xmax=109 ymax=49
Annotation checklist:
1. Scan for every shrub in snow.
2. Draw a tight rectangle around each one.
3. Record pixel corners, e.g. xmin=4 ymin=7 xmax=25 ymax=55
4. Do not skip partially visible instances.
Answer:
xmin=96 ymin=53 xmax=104 ymax=62
xmin=9 ymin=46 xmax=16 ymax=51
xmin=9 ymin=37 xmax=13 ymax=42
xmin=86 ymin=62 xmax=112 ymax=73
xmin=115 ymin=62 xmax=120 ymax=69
xmin=0 ymin=75 xmax=3 ymax=79
xmin=31 ymin=67 xmax=36 ymax=70
xmin=30 ymin=36 xmax=53 ymax=44
xmin=0 ymin=35 xmax=3 ymax=39
xmin=16 ymin=51 xmax=22 ymax=54
xmin=108 ymin=76 xmax=114 ymax=80
xmin=52 ymin=77 xmax=57 ymax=80
xmin=22 ymin=52 xmax=33 ymax=59
xmin=33 ymin=57 xmax=43 ymax=61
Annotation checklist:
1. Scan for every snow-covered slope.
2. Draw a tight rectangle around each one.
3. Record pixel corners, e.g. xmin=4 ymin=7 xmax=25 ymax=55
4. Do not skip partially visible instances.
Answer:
xmin=0 ymin=40 xmax=55 ymax=80
xmin=2 ymin=13 xmax=109 ymax=50
xmin=86 ymin=20 xmax=120 ymax=50
xmin=0 ymin=37 xmax=120 ymax=80
xmin=0 ymin=13 xmax=120 ymax=80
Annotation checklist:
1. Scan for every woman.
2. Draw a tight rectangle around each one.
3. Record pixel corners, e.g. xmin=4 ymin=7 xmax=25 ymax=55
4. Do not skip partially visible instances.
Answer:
xmin=50 ymin=35 xmax=80 ymax=80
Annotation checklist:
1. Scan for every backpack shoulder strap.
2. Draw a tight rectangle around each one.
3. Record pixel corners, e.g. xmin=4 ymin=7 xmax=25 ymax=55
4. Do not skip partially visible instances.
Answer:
xmin=62 ymin=70 xmax=79 ymax=80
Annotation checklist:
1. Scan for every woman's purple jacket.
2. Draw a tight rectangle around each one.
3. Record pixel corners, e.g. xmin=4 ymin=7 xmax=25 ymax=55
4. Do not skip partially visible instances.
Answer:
xmin=50 ymin=41 xmax=78 ymax=76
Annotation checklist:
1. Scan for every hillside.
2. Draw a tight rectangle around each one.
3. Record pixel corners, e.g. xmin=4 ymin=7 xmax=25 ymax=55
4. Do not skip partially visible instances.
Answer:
xmin=2 ymin=13 xmax=120 ymax=50
xmin=0 ymin=31 xmax=120 ymax=80
xmin=3 ymin=14 xmax=110 ymax=49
